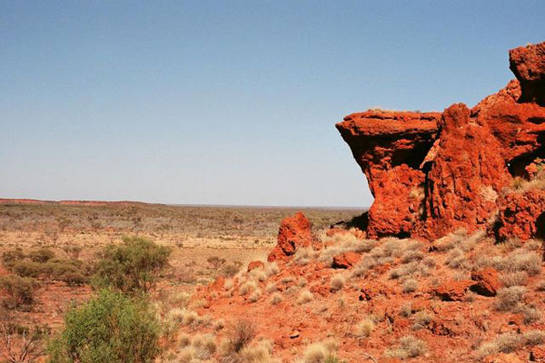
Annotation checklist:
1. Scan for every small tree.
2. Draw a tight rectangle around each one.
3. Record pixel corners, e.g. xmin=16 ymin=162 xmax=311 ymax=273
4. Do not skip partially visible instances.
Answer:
xmin=92 ymin=236 xmax=171 ymax=293
xmin=47 ymin=289 xmax=160 ymax=363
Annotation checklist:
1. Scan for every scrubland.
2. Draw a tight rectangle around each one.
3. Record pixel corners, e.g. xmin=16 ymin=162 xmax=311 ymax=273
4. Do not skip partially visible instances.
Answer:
xmin=0 ymin=201 xmax=361 ymax=362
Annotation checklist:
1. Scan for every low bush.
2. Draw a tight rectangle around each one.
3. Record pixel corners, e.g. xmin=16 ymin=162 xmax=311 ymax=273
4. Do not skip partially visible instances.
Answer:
xmin=11 ymin=261 xmax=43 ymax=278
xmin=222 ymin=319 xmax=256 ymax=357
xmin=221 ymin=261 xmax=242 ymax=277
xmin=48 ymin=289 xmax=161 ymax=363
xmin=28 ymin=248 xmax=55 ymax=263
xmin=0 ymin=275 xmax=37 ymax=310
xmin=92 ymin=236 xmax=171 ymax=293
xmin=1 ymin=248 xmax=25 ymax=269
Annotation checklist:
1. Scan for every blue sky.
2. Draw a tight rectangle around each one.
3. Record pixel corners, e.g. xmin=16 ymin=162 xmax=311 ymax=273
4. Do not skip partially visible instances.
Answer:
xmin=1 ymin=1 xmax=544 ymax=207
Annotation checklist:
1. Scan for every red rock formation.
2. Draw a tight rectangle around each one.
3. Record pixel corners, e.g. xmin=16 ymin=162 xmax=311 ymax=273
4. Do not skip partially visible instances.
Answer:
xmin=336 ymin=111 xmax=441 ymax=238
xmin=267 ymin=212 xmax=314 ymax=262
xmin=337 ymin=41 xmax=545 ymax=242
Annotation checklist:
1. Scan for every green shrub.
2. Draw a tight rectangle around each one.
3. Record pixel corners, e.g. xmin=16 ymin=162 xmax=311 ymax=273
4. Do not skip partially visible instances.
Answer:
xmin=28 ymin=248 xmax=55 ymax=263
xmin=59 ymin=271 xmax=87 ymax=286
xmin=0 ymin=274 xmax=37 ymax=310
xmin=47 ymin=289 xmax=161 ymax=363
xmin=43 ymin=259 xmax=84 ymax=280
xmin=92 ymin=236 xmax=171 ymax=293
xmin=12 ymin=260 xmax=45 ymax=278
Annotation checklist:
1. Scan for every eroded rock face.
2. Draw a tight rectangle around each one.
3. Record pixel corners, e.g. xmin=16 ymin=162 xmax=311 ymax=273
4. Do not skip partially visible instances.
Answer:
xmin=337 ymin=41 xmax=545 ymax=241
xmin=336 ymin=111 xmax=441 ymax=238
xmin=268 ymin=212 xmax=314 ymax=262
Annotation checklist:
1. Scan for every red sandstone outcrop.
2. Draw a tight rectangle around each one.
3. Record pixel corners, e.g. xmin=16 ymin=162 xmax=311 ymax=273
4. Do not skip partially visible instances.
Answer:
xmin=337 ymin=41 xmax=545 ymax=242
xmin=267 ymin=212 xmax=315 ymax=262
xmin=336 ymin=111 xmax=441 ymax=238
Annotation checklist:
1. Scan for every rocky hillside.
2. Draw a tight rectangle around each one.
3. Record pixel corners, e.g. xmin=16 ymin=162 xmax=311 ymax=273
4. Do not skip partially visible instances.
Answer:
xmin=168 ymin=42 xmax=545 ymax=362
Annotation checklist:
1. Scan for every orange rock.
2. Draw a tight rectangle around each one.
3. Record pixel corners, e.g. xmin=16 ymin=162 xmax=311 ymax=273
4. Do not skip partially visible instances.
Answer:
xmin=247 ymin=260 xmax=264 ymax=272
xmin=433 ymin=280 xmax=473 ymax=301
xmin=471 ymin=267 xmax=500 ymax=296
xmin=332 ymin=252 xmax=361 ymax=269
xmin=268 ymin=212 xmax=313 ymax=262
xmin=530 ymin=346 xmax=545 ymax=362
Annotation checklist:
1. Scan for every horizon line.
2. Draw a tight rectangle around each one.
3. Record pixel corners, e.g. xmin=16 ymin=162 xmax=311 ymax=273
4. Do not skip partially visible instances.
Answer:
xmin=0 ymin=197 xmax=369 ymax=210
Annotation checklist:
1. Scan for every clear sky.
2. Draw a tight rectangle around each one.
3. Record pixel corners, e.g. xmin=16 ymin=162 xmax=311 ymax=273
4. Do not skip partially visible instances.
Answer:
xmin=1 ymin=1 xmax=544 ymax=207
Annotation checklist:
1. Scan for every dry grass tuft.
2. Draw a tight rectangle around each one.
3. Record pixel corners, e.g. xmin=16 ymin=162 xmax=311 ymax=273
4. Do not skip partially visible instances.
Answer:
xmin=386 ymin=335 xmax=427 ymax=359
xmin=500 ymin=271 xmax=529 ymax=287
xmin=248 ymin=288 xmax=262 ymax=303
xmin=330 ymin=275 xmax=345 ymax=292
xmin=239 ymin=280 xmax=257 ymax=296
xmin=270 ymin=292 xmax=283 ymax=305
xmin=354 ymin=318 xmax=375 ymax=338
xmin=302 ymin=339 xmax=340 ymax=363
xmin=402 ymin=278 xmax=418 ymax=293
xmin=297 ymin=289 xmax=313 ymax=305
xmin=350 ymin=256 xmax=377 ymax=278
xmin=495 ymin=286 xmax=527 ymax=312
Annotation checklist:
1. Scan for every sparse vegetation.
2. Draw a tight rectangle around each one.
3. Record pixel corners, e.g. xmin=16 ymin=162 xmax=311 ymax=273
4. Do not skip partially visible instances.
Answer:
xmin=385 ymin=335 xmax=427 ymax=359
xmin=477 ymin=330 xmax=545 ymax=358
